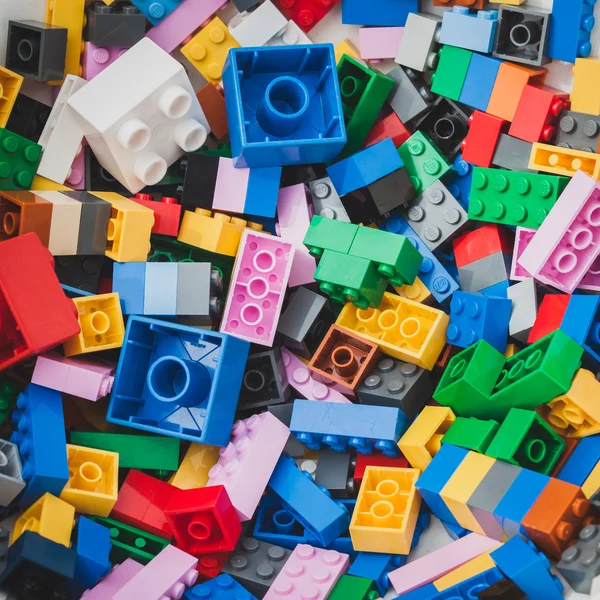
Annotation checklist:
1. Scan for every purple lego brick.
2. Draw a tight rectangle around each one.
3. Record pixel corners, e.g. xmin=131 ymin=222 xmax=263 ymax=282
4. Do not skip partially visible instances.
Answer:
xmin=518 ymin=170 xmax=600 ymax=293
xmin=359 ymin=27 xmax=404 ymax=60
xmin=82 ymin=43 xmax=128 ymax=80
xmin=213 ymin=156 xmax=250 ymax=214
xmin=65 ymin=145 xmax=86 ymax=190
xmin=82 ymin=559 xmax=144 ymax=600
xmin=510 ymin=226 xmax=536 ymax=281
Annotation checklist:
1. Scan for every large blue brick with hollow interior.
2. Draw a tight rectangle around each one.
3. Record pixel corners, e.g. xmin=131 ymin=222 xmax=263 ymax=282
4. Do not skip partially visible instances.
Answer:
xmin=223 ymin=44 xmax=346 ymax=168
xmin=107 ymin=316 xmax=249 ymax=445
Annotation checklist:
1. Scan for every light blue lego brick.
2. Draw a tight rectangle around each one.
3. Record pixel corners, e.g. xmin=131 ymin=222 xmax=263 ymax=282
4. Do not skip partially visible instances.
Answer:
xmin=10 ymin=384 xmax=69 ymax=507
xmin=267 ymin=455 xmax=350 ymax=547
xmin=459 ymin=53 xmax=502 ymax=112
xmin=129 ymin=0 xmax=181 ymax=25
xmin=61 ymin=284 xmax=94 ymax=298
xmin=342 ymin=0 xmax=418 ymax=26
xmin=548 ymin=0 xmax=596 ymax=64
xmin=479 ymin=280 xmax=510 ymax=298
xmin=560 ymin=294 xmax=600 ymax=368
xmin=557 ymin=435 xmax=600 ymax=486
xmin=184 ymin=574 xmax=257 ymax=600
xmin=379 ymin=215 xmax=459 ymax=304
xmin=440 ymin=7 xmax=499 ymax=53
xmin=290 ymin=399 xmax=406 ymax=456
xmin=112 ymin=262 xmax=146 ymax=315
xmin=144 ymin=262 xmax=178 ymax=315
xmin=244 ymin=166 xmax=282 ymax=218
xmin=326 ymin=138 xmax=404 ymax=196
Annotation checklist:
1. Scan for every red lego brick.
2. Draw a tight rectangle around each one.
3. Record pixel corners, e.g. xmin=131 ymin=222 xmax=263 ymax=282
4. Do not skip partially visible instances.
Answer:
xmin=164 ymin=485 xmax=242 ymax=556
xmin=509 ymin=84 xmax=570 ymax=144
xmin=353 ymin=453 xmax=409 ymax=486
xmin=274 ymin=0 xmax=341 ymax=32
xmin=111 ymin=469 xmax=175 ymax=540
xmin=196 ymin=552 xmax=231 ymax=580
xmin=0 ymin=233 xmax=80 ymax=372
xmin=527 ymin=294 xmax=570 ymax=344
xmin=363 ymin=112 xmax=410 ymax=149
xmin=452 ymin=224 xmax=514 ymax=268
xmin=461 ymin=110 xmax=508 ymax=168
xmin=132 ymin=194 xmax=182 ymax=237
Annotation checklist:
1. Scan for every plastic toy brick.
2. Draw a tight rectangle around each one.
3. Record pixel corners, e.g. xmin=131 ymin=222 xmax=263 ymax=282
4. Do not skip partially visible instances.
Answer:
xmin=313 ymin=449 xmax=352 ymax=497
xmin=12 ymin=492 xmax=74 ymax=548
xmin=492 ymin=133 xmax=535 ymax=172
xmin=582 ymin=459 xmax=600 ymax=498
xmin=556 ymin=435 xmax=600 ymax=487
xmin=556 ymin=109 xmax=600 ymax=153
xmin=440 ymin=7 xmax=498 ymax=53
xmin=129 ymin=0 xmax=182 ymax=26
xmin=548 ymin=0 xmax=595 ymax=64
xmin=431 ymin=45 xmax=472 ymax=102
xmin=5 ymin=92 xmax=52 ymax=145
xmin=433 ymin=0 xmax=489 ymax=8
xmin=560 ymin=294 xmax=600 ymax=367
xmin=459 ymin=53 xmax=502 ymax=112
xmin=335 ymin=39 xmax=360 ymax=64
xmin=461 ymin=111 xmax=508 ymax=169
xmin=434 ymin=561 xmax=503 ymax=594
xmin=442 ymin=417 xmax=499 ymax=454
xmin=228 ymin=0 xmax=287 ymax=47
xmin=0 ymin=128 xmax=42 ymax=190
xmin=32 ymin=190 xmax=80 ymax=255
xmin=71 ymin=516 xmax=111 ymax=595
xmin=505 ymin=278 xmax=536 ymax=344
xmin=274 ymin=0 xmax=340 ymax=33
xmin=82 ymin=558 xmax=145 ymax=600
xmin=386 ymin=65 xmax=434 ymax=125
xmin=529 ymin=142 xmax=600 ymax=179
xmin=526 ymin=293 xmax=569 ymax=345
xmin=0 ymin=190 xmax=53 ymax=246
xmin=393 ymin=276 xmax=432 ymax=304
xmin=394 ymin=12 xmax=441 ymax=73
xmin=169 ymin=442 xmax=219 ymax=490
xmin=132 ymin=194 xmax=181 ymax=237
xmin=252 ymin=496 xmax=313 ymax=548
xmin=359 ymin=27 xmax=404 ymax=61
xmin=453 ymin=223 xmax=513 ymax=268
xmin=0 ymin=67 xmax=23 ymax=128
xmin=348 ymin=552 xmax=405 ymax=596
xmin=309 ymin=176 xmax=351 ymax=222
xmin=342 ymin=0 xmax=416 ymax=26
xmin=363 ymin=112 xmax=410 ymax=150
xmin=266 ymin=18 xmax=313 ymax=47
xmin=196 ymin=83 xmax=228 ymax=141
xmin=268 ymin=455 xmax=350 ymax=546
xmin=509 ymin=226 xmax=534 ymax=281
xmin=557 ymin=524 xmax=600 ymax=594
xmin=486 ymin=62 xmax=547 ymax=122
xmin=550 ymin=437 xmax=579 ymax=479
xmin=328 ymin=574 xmax=378 ymax=600
xmin=84 ymin=4 xmax=144 ymax=47
xmin=184 ymin=574 xmax=257 ymax=600
xmin=0 ymin=437 xmax=25 ymax=506
xmin=337 ymin=54 xmax=395 ymax=158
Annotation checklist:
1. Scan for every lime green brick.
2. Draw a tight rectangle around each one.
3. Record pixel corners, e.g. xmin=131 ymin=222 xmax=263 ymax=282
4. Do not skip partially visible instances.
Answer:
xmin=442 ymin=417 xmax=500 ymax=453
xmin=328 ymin=575 xmax=379 ymax=600
xmin=431 ymin=46 xmax=473 ymax=101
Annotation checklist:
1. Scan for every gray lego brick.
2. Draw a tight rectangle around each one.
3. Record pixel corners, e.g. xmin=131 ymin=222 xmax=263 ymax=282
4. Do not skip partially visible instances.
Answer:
xmin=556 ymin=110 xmax=600 ymax=153
xmin=507 ymin=278 xmax=538 ymax=344
xmin=176 ymin=262 xmax=211 ymax=316
xmin=387 ymin=65 xmax=434 ymax=124
xmin=558 ymin=525 xmax=600 ymax=594
xmin=309 ymin=177 xmax=351 ymax=222
xmin=65 ymin=191 xmax=111 ymax=256
xmin=400 ymin=180 xmax=468 ymax=251
xmin=357 ymin=356 xmax=433 ymax=420
xmin=395 ymin=12 xmax=441 ymax=73
xmin=223 ymin=537 xmax=291 ymax=598
xmin=468 ymin=460 xmax=522 ymax=513
xmin=0 ymin=439 xmax=26 ymax=507
xmin=491 ymin=134 xmax=535 ymax=172
xmin=84 ymin=2 xmax=146 ymax=47
xmin=0 ymin=529 xmax=7 ymax=579
xmin=314 ymin=449 xmax=352 ymax=498
xmin=458 ymin=252 xmax=512 ymax=293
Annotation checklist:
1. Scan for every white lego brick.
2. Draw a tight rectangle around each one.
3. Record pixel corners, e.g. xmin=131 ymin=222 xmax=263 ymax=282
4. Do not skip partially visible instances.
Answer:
xmin=229 ymin=0 xmax=288 ymax=47
xmin=36 ymin=75 xmax=87 ymax=184
xmin=506 ymin=278 xmax=538 ymax=344
xmin=266 ymin=19 xmax=313 ymax=46
xmin=67 ymin=38 xmax=210 ymax=194
xmin=395 ymin=12 xmax=441 ymax=72
xmin=34 ymin=191 xmax=82 ymax=256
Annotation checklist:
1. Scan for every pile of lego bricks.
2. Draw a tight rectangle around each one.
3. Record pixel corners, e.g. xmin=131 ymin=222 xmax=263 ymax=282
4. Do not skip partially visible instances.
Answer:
xmin=2 ymin=0 xmax=600 ymax=599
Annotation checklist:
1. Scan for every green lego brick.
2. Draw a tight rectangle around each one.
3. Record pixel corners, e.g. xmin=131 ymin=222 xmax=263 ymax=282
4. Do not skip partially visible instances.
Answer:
xmin=442 ymin=417 xmax=500 ymax=453
xmin=89 ymin=516 xmax=169 ymax=565
xmin=485 ymin=408 xmax=565 ymax=475
xmin=69 ymin=431 xmax=180 ymax=471
xmin=468 ymin=168 xmax=570 ymax=228
xmin=0 ymin=128 xmax=42 ymax=190
xmin=348 ymin=226 xmax=423 ymax=287
xmin=434 ymin=340 xmax=506 ymax=418
xmin=490 ymin=330 xmax=583 ymax=419
xmin=315 ymin=249 xmax=387 ymax=309
xmin=337 ymin=55 xmax=395 ymax=159
xmin=431 ymin=45 xmax=473 ymax=101
xmin=198 ymin=143 xmax=233 ymax=158
xmin=303 ymin=215 xmax=359 ymax=257
xmin=0 ymin=375 xmax=21 ymax=425
xmin=328 ymin=575 xmax=379 ymax=600
xmin=398 ymin=131 xmax=452 ymax=195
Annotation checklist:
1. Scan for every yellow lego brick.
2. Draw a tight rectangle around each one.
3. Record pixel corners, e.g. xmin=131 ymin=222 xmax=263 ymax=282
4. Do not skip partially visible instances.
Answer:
xmin=529 ymin=143 xmax=600 ymax=179
xmin=433 ymin=552 xmax=500 ymax=591
xmin=393 ymin=277 xmax=432 ymax=304
xmin=335 ymin=40 xmax=361 ymax=64
xmin=398 ymin=406 xmax=456 ymax=472
xmin=181 ymin=17 xmax=240 ymax=84
xmin=60 ymin=444 xmax=119 ymax=516
xmin=504 ymin=343 xmax=518 ymax=359
xmin=178 ymin=208 xmax=264 ymax=257
xmin=12 ymin=493 xmax=75 ymax=547
xmin=571 ymin=58 xmax=600 ymax=116
xmin=0 ymin=67 xmax=23 ymax=128
xmin=91 ymin=192 xmax=155 ymax=262
xmin=31 ymin=175 xmax=72 ymax=191
xmin=336 ymin=293 xmax=449 ymax=370
xmin=583 ymin=460 xmax=600 ymax=499
xmin=350 ymin=466 xmax=421 ymax=554
xmin=440 ymin=452 xmax=496 ymax=536
xmin=495 ymin=0 xmax=526 ymax=4
xmin=169 ymin=443 xmax=220 ymax=489
xmin=45 ymin=0 xmax=85 ymax=84
xmin=64 ymin=293 xmax=125 ymax=356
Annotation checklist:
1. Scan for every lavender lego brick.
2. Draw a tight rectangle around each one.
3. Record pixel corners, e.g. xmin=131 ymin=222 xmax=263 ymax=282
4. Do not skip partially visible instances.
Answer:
xmin=510 ymin=227 xmax=536 ymax=282
xmin=82 ymin=559 xmax=144 ymax=600
xmin=82 ymin=43 xmax=127 ymax=80
xmin=213 ymin=157 xmax=251 ymax=214
xmin=359 ymin=27 xmax=404 ymax=60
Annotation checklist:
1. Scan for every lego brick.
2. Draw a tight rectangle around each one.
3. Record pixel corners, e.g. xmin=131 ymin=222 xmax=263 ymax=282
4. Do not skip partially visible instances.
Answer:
xmin=112 ymin=261 xmax=145 ymax=315
xmin=462 ymin=111 xmax=508 ymax=169
xmin=459 ymin=53 xmax=502 ymax=112
xmin=342 ymin=0 xmax=416 ymax=26
xmin=196 ymin=83 xmax=228 ymax=140
xmin=274 ymin=0 xmax=340 ymax=32
xmin=348 ymin=552 xmax=404 ymax=596
xmin=527 ymin=293 xmax=570 ymax=344
xmin=176 ymin=262 xmax=222 ymax=321
xmin=228 ymin=0 xmax=288 ymax=47
xmin=530 ymin=143 xmax=600 ymax=179
xmin=558 ymin=524 xmax=600 ymax=594
xmin=491 ymin=134 xmax=535 ymax=172
xmin=434 ymin=560 xmax=502 ymax=593
xmin=556 ymin=435 xmax=600 ymax=486
xmin=266 ymin=18 xmax=313 ymax=47
xmin=33 ymin=190 xmax=81 ymax=255
xmin=144 ymin=262 xmax=178 ymax=316
xmin=0 ymin=190 xmax=53 ymax=247
xmin=0 ymin=67 xmax=23 ymax=128
xmin=386 ymin=66 xmax=434 ymax=125
xmin=132 ymin=194 xmax=181 ymax=237
xmin=548 ymin=0 xmax=596 ymax=64
xmin=0 ymin=128 xmax=42 ymax=190
xmin=506 ymin=278 xmax=538 ymax=344
xmin=82 ymin=559 xmax=145 ymax=599
xmin=82 ymin=43 xmax=126 ymax=80
xmin=54 ymin=255 xmax=104 ymax=294
xmin=394 ymin=12 xmax=441 ymax=73
xmin=431 ymin=45 xmax=472 ymax=102
xmin=65 ymin=190 xmax=111 ymax=255
xmin=363 ymin=111 xmax=410 ymax=149
xmin=359 ymin=27 xmax=404 ymax=61
xmin=71 ymin=516 xmax=111 ymax=595
xmin=84 ymin=2 xmax=146 ymax=47
xmin=327 ymin=574 xmax=378 ymax=600
xmin=550 ymin=437 xmax=579 ymax=479
xmin=458 ymin=251 xmax=510 ymax=293
xmin=184 ymin=574 xmax=257 ymax=600
xmin=314 ymin=449 xmax=352 ymax=497
xmin=560 ymin=294 xmax=600 ymax=366
xmin=0 ymin=438 xmax=25 ymax=506
xmin=453 ymin=223 xmax=513 ymax=268
xmin=169 ymin=443 xmax=219 ymax=490
xmin=130 ymin=0 xmax=181 ymax=25
xmin=440 ymin=7 xmax=498 ymax=53
xmin=556 ymin=110 xmax=600 ymax=153
xmin=582 ymin=460 xmax=600 ymax=498
xmin=510 ymin=226 xmax=535 ymax=281
xmin=442 ymin=417 xmax=499 ymax=454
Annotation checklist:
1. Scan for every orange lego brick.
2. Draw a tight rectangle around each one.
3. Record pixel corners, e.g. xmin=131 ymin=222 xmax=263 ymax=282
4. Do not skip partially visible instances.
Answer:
xmin=521 ymin=477 xmax=590 ymax=560
xmin=196 ymin=83 xmax=228 ymax=140
xmin=0 ymin=191 xmax=53 ymax=247
xmin=487 ymin=63 xmax=547 ymax=122
xmin=550 ymin=437 xmax=579 ymax=478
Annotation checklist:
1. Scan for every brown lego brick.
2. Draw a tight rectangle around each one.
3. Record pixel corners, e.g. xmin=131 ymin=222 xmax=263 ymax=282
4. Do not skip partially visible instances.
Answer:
xmin=550 ymin=437 xmax=579 ymax=478
xmin=196 ymin=83 xmax=228 ymax=140
xmin=522 ymin=477 xmax=590 ymax=560
xmin=0 ymin=190 xmax=53 ymax=247
xmin=433 ymin=0 xmax=488 ymax=8
xmin=308 ymin=324 xmax=380 ymax=393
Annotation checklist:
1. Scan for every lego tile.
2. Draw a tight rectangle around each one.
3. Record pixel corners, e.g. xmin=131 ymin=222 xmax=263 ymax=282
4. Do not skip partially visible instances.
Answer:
xmin=453 ymin=223 xmax=513 ymax=268
xmin=457 ymin=252 xmax=511 ymax=293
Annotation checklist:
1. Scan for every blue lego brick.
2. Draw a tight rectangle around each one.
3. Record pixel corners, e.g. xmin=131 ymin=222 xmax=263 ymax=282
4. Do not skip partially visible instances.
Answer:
xmin=479 ymin=280 xmax=510 ymax=298
xmin=493 ymin=468 xmax=550 ymax=539
xmin=10 ymin=384 xmax=69 ymax=507
xmin=458 ymin=53 xmax=502 ymax=112
xmin=326 ymin=138 xmax=404 ymax=196
xmin=223 ymin=44 xmax=346 ymax=168
xmin=107 ymin=316 xmax=250 ymax=445
xmin=342 ymin=0 xmax=417 ymax=26
xmin=447 ymin=292 xmax=512 ymax=351
xmin=267 ymin=455 xmax=351 ymax=547
xmin=379 ymin=215 xmax=459 ymax=304
xmin=436 ymin=568 xmax=504 ymax=599
xmin=129 ymin=0 xmax=180 ymax=26
xmin=415 ymin=444 xmax=469 ymax=525
xmin=306 ymin=498 xmax=356 ymax=555
xmin=440 ymin=8 xmax=499 ymax=53
xmin=557 ymin=435 xmax=600 ymax=486
xmin=253 ymin=496 xmax=309 ymax=549
xmin=290 ymin=399 xmax=406 ymax=456
xmin=112 ymin=262 xmax=146 ymax=315
xmin=244 ymin=166 xmax=282 ymax=218
xmin=560 ymin=294 xmax=600 ymax=368
xmin=435 ymin=248 xmax=460 ymax=288
xmin=398 ymin=583 xmax=439 ymax=599
xmin=184 ymin=574 xmax=257 ymax=600
xmin=548 ymin=0 xmax=596 ymax=64
xmin=144 ymin=262 xmax=178 ymax=315
xmin=440 ymin=519 xmax=469 ymax=540
xmin=491 ymin=536 xmax=564 ymax=600
xmin=445 ymin=154 xmax=474 ymax=211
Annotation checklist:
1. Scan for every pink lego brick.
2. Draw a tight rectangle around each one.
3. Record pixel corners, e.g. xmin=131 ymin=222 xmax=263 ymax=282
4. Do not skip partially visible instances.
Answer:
xmin=82 ymin=43 xmax=127 ymax=80
xmin=388 ymin=532 xmax=501 ymax=595
xmin=146 ymin=0 xmax=229 ymax=54
xmin=359 ymin=27 xmax=404 ymax=60
xmin=281 ymin=347 xmax=351 ymax=404
xmin=579 ymin=254 xmax=600 ymax=291
xmin=287 ymin=247 xmax=316 ymax=287
xmin=206 ymin=412 xmax=290 ymax=521
xmin=32 ymin=353 xmax=115 ymax=401
xmin=510 ymin=226 xmax=535 ymax=281
xmin=82 ymin=559 xmax=144 ymax=600
xmin=264 ymin=544 xmax=349 ymax=600
xmin=65 ymin=145 xmax=86 ymax=190
xmin=213 ymin=157 xmax=249 ymax=214
xmin=221 ymin=229 xmax=294 ymax=346
xmin=113 ymin=545 xmax=198 ymax=600
xmin=518 ymin=170 xmax=600 ymax=293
